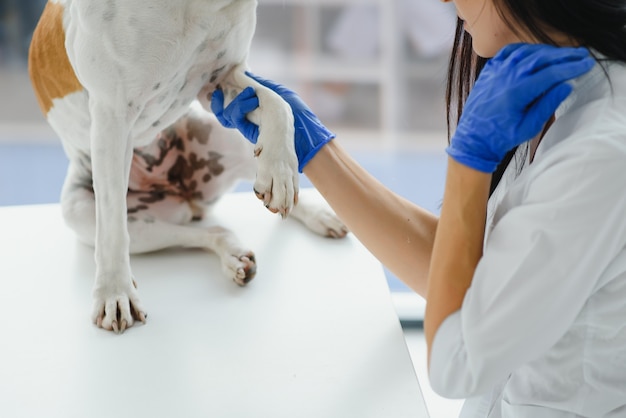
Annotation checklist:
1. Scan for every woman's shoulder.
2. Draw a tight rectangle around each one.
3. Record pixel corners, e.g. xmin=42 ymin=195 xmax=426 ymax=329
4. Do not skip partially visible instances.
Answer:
xmin=556 ymin=59 xmax=626 ymax=115
xmin=539 ymin=60 xmax=626 ymax=158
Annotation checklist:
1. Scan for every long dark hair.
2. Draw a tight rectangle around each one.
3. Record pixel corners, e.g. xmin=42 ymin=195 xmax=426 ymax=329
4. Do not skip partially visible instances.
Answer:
xmin=445 ymin=0 xmax=626 ymax=195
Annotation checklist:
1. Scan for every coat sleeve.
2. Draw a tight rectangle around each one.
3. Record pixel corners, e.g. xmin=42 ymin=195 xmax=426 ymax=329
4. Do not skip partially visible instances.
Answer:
xmin=428 ymin=134 xmax=626 ymax=398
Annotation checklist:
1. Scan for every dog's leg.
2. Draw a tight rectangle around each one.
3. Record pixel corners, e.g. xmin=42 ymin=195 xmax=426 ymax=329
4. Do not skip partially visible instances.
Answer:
xmin=212 ymin=66 xmax=299 ymax=218
xmin=190 ymin=98 xmax=349 ymax=239
xmin=288 ymin=192 xmax=349 ymax=239
xmin=62 ymin=155 xmax=257 ymax=288
xmin=132 ymin=223 xmax=256 ymax=286
xmin=87 ymin=103 xmax=146 ymax=332
xmin=126 ymin=196 xmax=257 ymax=286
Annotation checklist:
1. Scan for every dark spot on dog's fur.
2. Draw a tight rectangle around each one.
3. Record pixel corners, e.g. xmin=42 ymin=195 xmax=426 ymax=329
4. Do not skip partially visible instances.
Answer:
xmin=127 ymin=204 xmax=149 ymax=214
xmin=186 ymin=117 xmax=212 ymax=145
xmin=168 ymin=156 xmax=195 ymax=183
xmin=134 ymin=129 xmax=185 ymax=172
xmin=207 ymin=151 xmax=225 ymax=176
xmin=131 ymin=126 xmax=225 ymax=204
xmin=217 ymin=50 xmax=226 ymax=60
xmin=197 ymin=40 xmax=208 ymax=53
xmin=103 ymin=0 xmax=116 ymax=22
xmin=152 ymin=120 xmax=160 ymax=127
xmin=209 ymin=65 xmax=226 ymax=83
xmin=162 ymin=151 xmax=224 ymax=201
xmin=138 ymin=192 xmax=167 ymax=204
xmin=153 ymin=83 xmax=161 ymax=91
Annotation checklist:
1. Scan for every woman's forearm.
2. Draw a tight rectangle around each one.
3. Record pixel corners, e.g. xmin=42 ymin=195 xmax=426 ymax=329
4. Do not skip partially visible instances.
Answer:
xmin=424 ymin=158 xmax=490 ymax=364
xmin=303 ymin=140 xmax=438 ymax=297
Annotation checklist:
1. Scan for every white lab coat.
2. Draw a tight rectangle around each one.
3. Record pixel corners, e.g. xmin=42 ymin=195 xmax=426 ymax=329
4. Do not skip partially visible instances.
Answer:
xmin=429 ymin=60 xmax=626 ymax=417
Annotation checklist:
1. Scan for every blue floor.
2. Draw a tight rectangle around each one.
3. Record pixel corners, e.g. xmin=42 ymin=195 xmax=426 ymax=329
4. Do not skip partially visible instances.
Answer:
xmin=0 ymin=141 xmax=446 ymax=293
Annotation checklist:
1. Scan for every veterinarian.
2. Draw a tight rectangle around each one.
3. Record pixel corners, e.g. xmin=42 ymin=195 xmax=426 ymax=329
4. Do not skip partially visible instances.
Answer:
xmin=212 ymin=0 xmax=626 ymax=416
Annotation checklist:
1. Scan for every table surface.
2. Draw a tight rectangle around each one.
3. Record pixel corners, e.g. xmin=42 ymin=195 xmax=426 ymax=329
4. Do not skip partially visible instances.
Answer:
xmin=0 ymin=190 xmax=428 ymax=418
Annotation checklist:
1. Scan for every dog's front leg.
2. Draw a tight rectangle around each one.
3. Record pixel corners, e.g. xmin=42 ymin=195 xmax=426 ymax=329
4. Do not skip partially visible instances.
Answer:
xmin=89 ymin=102 xmax=146 ymax=333
xmin=216 ymin=66 xmax=299 ymax=217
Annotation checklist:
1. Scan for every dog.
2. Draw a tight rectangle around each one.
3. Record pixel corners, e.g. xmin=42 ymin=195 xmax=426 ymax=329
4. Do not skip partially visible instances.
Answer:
xmin=28 ymin=0 xmax=348 ymax=333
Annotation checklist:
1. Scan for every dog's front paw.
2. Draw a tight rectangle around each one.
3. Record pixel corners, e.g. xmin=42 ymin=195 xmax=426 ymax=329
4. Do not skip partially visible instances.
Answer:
xmin=253 ymin=141 xmax=299 ymax=218
xmin=245 ymin=92 xmax=299 ymax=217
xmin=91 ymin=277 xmax=147 ymax=333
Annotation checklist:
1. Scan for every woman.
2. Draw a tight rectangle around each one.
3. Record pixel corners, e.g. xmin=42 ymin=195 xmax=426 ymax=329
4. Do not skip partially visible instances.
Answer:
xmin=212 ymin=0 xmax=626 ymax=416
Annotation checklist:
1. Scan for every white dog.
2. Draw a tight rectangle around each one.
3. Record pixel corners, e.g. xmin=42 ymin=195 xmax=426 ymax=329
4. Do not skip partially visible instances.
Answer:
xmin=28 ymin=0 xmax=347 ymax=333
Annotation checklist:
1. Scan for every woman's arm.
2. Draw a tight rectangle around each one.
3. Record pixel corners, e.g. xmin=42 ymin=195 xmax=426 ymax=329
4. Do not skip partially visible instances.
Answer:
xmin=424 ymin=158 xmax=490 ymax=364
xmin=304 ymin=140 xmax=438 ymax=297
xmin=212 ymin=46 xmax=593 ymax=303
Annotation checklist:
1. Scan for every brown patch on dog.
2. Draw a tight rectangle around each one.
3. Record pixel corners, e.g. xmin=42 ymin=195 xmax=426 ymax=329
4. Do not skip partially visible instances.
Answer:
xmin=186 ymin=118 xmax=212 ymax=145
xmin=127 ymin=204 xmax=150 ymax=214
xmin=129 ymin=125 xmax=226 ymax=204
xmin=29 ymin=2 xmax=83 ymax=115
xmin=134 ymin=129 xmax=185 ymax=172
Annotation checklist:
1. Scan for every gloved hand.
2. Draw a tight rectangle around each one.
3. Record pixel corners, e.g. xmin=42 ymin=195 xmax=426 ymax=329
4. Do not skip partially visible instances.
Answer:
xmin=446 ymin=43 xmax=595 ymax=173
xmin=211 ymin=86 xmax=260 ymax=143
xmin=211 ymin=72 xmax=335 ymax=172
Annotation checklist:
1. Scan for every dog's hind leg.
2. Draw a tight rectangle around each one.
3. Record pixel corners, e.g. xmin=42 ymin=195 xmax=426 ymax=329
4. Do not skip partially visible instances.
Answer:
xmin=288 ymin=191 xmax=349 ymax=239
xmin=61 ymin=173 xmax=256 ymax=287
xmin=125 ymin=195 xmax=257 ymax=286
xmin=132 ymin=221 xmax=256 ymax=286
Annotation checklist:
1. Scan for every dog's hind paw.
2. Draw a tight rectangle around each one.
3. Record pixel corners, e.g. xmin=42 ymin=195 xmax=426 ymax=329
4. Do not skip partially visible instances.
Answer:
xmin=289 ymin=191 xmax=349 ymax=239
xmin=222 ymin=252 xmax=256 ymax=286
xmin=310 ymin=211 xmax=349 ymax=239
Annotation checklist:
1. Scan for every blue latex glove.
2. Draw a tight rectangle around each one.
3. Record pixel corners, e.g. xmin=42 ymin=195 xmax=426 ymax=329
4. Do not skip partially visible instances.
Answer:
xmin=447 ymin=43 xmax=596 ymax=173
xmin=211 ymin=86 xmax=260 ymax=143
xmin=211 ymin=72 xmax=335 ymax=172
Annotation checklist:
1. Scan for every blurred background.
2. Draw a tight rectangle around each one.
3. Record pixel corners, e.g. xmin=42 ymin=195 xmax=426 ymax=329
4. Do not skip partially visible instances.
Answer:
xmin=0 ymin=1 xmax=462 ymax=415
